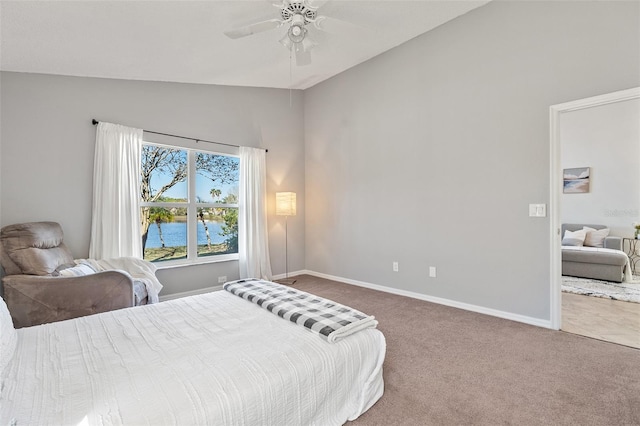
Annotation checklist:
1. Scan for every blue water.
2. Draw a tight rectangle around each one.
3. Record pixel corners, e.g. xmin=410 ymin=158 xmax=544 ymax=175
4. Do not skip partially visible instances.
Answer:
xmin=146 ymin=221 xmax=226 ymax=248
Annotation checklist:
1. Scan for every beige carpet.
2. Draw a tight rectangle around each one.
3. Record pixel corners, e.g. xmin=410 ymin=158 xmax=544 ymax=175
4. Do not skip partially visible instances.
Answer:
xmin=291 ymin=274 xmax=640 ymax=426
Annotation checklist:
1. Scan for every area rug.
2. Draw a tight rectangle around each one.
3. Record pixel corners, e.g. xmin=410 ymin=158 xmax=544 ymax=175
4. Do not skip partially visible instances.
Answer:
xmin=562 ymin=275 xmax=640 ymax=303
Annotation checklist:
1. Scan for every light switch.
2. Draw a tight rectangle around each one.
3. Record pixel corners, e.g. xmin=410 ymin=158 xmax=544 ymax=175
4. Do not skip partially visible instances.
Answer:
xmin=529 ymin=204 xmax=546 ymax=217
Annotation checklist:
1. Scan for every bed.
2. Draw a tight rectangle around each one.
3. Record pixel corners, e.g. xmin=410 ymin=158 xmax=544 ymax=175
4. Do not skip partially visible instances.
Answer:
xmin=0 ymin=282 xmax=386 ymax=425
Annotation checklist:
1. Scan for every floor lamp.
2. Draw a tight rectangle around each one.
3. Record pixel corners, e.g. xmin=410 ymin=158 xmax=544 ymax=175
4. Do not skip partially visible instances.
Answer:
xmin=276 ymin=192 xmax=296 ymax=285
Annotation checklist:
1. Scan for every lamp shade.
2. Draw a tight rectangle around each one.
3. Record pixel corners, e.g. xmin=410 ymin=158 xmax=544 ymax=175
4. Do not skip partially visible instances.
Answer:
xmin=276 ymin=192 xmax=297 ymax=216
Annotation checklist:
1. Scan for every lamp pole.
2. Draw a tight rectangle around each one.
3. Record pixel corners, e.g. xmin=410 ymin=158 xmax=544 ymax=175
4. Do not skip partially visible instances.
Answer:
xmin=285 ymin=214 xmax=289 ymax=280
xmin=283 ymin=214 xmax=296 ymax=285
xmin=276 ymin=191 xmax=296 ymax=285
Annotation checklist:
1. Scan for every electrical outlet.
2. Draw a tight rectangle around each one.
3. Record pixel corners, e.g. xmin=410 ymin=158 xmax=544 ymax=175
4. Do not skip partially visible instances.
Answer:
xmin=218 ymin=276 xmax=227 ymax=284
xmin=429 ymin=267 xmax=436 ymax=278
xmin=392 ymin=262 xmax=399 ymax=272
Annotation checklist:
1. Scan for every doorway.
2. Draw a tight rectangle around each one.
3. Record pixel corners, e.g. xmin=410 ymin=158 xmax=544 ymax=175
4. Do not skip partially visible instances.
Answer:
xmin=549 ymin=87 xmax=640 ymax=347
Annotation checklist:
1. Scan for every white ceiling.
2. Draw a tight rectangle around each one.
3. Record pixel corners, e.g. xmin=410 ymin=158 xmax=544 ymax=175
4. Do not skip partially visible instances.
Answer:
xmin=0 ymin=1 xmax=490 ymax=90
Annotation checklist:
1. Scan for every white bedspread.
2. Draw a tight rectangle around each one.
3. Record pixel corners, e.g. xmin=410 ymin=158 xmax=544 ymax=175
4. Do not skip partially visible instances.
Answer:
xmin=1 ymin=291 xmax=385 ymax=426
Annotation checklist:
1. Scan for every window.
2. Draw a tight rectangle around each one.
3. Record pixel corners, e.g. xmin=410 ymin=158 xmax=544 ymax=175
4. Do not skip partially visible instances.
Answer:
xmin=140 ymin=143 xmax=240 ymax=265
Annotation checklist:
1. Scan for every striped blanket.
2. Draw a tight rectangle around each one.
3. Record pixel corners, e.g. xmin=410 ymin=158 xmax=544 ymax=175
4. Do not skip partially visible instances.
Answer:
xmin=223 ymin=279 xmax=378 ymax=343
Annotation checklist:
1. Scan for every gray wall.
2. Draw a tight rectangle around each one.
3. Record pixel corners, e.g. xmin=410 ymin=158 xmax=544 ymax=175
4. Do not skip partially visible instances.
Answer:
xmin=303 ymin=1 xmax=640 ymax=320
xmin=0 ymin=73 xmax=305 ymax=295
xmin=0 ymin=72 xmax=2 ymax=228
xmin=561 ymin=98 xmax=640 ymax=238
xmin=1 ymin=1 xmax=638 ymax=320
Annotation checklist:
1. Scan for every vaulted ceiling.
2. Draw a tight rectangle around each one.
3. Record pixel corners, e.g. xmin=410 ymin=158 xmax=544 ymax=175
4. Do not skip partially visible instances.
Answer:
xmin=0 ymin=1 xmax=490 ymax=90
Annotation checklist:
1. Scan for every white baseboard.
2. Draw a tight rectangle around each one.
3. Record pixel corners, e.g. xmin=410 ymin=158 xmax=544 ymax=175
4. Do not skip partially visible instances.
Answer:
xmin=270 ymin=270 xmax=307 ymax=281
xmin=159 ymin=285 xmax=222 ymax=302
xmin=301 ymin=270 xmax=552 ymax=329
xmin=158 ymin=270 xmax=551 ymax=329
xmin=160 ymin=272 xmax=308 ymax=301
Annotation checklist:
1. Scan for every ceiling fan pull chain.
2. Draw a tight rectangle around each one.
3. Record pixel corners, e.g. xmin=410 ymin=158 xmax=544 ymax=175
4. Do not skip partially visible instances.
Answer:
xmin=290 ymin=44 xmax=293 ymax=107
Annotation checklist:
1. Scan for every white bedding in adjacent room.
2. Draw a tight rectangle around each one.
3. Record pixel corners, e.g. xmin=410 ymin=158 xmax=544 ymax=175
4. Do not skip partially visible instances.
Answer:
xmin=0 ymin=290 xmax=385 ymax=426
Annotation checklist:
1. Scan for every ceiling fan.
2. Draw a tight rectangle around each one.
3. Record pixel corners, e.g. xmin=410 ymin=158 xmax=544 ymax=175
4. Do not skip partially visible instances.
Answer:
xmin=224 ymin=0 xmax=332 ymax=66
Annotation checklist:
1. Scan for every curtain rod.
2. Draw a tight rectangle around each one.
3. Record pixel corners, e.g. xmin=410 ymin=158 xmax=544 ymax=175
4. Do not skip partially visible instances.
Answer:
xmin=91 ymin=119 xmax=267 ymax=152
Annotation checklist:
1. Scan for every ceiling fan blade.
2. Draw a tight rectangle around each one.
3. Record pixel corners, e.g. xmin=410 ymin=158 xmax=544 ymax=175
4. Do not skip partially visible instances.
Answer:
xmin=224 ymin=19 xmax=283 ymax=39
xmin=295 ymin=37 xmax=317 ymax=66
xmin=295 ymin=44 xmax=312 ymax=66
xmin=309 ymin=0 xmax=329 ymax=9
xmin=313 ymin=15 xmax=364 ymax=35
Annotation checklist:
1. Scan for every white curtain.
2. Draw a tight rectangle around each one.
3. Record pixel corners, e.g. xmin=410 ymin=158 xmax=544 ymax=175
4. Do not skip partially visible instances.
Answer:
xmin=238 ymin=147 xmax=273 ymax=280
xmin=89 ymin=122 xmax=143 ymax=259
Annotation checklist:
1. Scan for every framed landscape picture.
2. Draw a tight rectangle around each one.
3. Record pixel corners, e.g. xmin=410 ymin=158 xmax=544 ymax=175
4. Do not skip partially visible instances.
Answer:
xmin=563 ymin=167 xmax=590 ymax=193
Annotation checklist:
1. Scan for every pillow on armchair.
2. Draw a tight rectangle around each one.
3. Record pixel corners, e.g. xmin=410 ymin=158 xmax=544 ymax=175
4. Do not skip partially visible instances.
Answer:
xmin=57 ymin=263 xmax=97 ymax=277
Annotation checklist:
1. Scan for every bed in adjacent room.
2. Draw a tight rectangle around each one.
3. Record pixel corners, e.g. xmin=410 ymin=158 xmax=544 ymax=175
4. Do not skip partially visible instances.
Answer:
xmin=0 ymin=280 xmax=386 ymax=425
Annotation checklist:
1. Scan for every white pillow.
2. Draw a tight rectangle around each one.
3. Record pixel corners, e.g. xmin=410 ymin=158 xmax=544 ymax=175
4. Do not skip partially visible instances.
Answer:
xmin=0 ymin=297 xmax=17 ymax=378
xmin=58 ymin=263 xmax=96 ymax=277
xmin=562 ymin=229 xmax=587 ymax=246
xmin=583 ymin=226 xmax=610 ymax=248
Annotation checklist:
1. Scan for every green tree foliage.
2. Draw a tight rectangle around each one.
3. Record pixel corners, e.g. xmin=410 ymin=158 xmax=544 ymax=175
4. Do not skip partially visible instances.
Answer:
xmin=149 ymin=208 xmax=174 ymax=248
xmin=222 ymin=194 xmax=238 ymax=204
xmin=220 ymin=208 xmax=238 ymax=253
xmin=210 ymin=188 xmax=222 ymax=201
xmin=215 ymin=194 xmax=239 ymax=254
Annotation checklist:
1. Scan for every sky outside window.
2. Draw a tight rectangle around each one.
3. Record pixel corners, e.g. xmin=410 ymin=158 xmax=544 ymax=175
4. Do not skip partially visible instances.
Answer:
xmin=148 ymin=151 xmax=239 ymax=201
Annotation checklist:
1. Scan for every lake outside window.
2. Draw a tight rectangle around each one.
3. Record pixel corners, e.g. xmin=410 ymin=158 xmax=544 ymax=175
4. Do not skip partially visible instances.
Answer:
xmin=140 ymin=143 xmax=240 ymax=265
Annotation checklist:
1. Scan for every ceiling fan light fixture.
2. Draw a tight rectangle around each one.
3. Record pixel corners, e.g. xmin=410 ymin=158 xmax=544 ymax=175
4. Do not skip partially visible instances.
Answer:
xmin=287 ymin=14 xmax=307 ymax=43
xmin=226 ymin=0 xmax=327 ymax=66
xmin=288 ymin=24 xmax=306 ymax=43
xmin=279 ymin=33 xmax=293 ymax=49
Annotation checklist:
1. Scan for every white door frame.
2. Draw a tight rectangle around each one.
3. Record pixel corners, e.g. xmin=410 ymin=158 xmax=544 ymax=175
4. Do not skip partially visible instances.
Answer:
xmin=549 ymin=86 xmax=640 ymax=330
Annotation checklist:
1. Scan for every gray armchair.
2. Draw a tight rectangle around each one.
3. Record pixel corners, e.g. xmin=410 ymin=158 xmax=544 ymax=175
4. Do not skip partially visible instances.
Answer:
xmin=0 ymin=221 xmax=147 ymax=328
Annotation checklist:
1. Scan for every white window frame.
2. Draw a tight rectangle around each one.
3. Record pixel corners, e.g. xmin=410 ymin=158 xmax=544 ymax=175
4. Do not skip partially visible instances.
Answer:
xmin=140 ymin=142 xmax=240 ymax=268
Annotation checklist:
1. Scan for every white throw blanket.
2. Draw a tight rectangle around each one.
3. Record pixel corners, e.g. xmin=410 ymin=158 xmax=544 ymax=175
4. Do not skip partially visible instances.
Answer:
xmin=561 ymin=246 xmax=633 ymax=282
xmin=79 ymin=257 xmax=163 ymax=303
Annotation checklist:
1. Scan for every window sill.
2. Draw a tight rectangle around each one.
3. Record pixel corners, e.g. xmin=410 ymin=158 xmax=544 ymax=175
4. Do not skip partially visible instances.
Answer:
xmin=153 ymin=254 xmax=239 ymax=270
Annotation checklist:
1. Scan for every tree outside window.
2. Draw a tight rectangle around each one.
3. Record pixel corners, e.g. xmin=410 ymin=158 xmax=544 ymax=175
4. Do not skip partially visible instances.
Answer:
xmin=140 ymin=144 xmax=239 ymax=264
